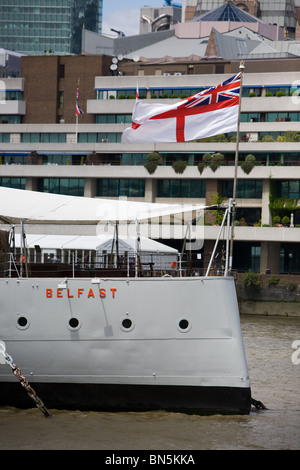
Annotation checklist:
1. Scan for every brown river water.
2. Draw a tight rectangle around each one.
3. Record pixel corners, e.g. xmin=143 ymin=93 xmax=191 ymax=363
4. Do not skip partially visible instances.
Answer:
xmin=0 ymin=315 xmax=299 ymax=451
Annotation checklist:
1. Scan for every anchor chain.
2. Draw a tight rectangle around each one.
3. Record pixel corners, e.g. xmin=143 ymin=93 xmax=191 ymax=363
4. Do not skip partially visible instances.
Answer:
xmin=251 ymin=397 xmax=267 ymax=410
xmin=0 ymin=344 xmax=51 ymax=418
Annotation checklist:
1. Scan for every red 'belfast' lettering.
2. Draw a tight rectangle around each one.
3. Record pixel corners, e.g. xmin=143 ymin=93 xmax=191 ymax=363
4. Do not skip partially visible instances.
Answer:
xmin=78 ymin=288 xmax=84 ymax=298
xmin=46 ymin=287 xmax=117 ymax=298
xmin=110 ymin=288 xmax=116 ymax=298
xmin=88 ymin=288 xmax=95 ymax=298
xmin=99 ymin=288 xmax=106 ymax=298
xmin=57 ymin=288 xmax=63 ymax=298
xmin=67 ymin=288 xmax=73 ymax=298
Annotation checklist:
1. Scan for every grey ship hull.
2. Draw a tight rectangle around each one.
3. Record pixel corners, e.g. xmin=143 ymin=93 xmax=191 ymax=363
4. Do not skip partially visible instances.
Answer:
xmin=0 ymin=276 xmax=251 ymax=414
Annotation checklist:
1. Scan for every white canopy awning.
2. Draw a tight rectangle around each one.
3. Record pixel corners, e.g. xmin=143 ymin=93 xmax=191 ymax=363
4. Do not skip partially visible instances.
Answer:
xmin=0 ymin=188 xmax=204 ymax=224
xmin=13 ymin=233 xmax=178 ymax=254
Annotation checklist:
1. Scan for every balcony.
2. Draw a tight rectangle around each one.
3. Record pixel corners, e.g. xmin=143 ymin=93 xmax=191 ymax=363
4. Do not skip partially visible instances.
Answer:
xmin=0 ymin=100 xmax=26 ymax=116
xmin=203 ymin=225 xmax=300 ymax=243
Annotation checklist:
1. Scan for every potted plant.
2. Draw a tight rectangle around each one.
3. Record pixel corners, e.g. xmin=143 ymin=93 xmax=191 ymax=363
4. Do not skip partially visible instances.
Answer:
xmin=172 ymin=160 xmax=188 ymax=174
xmin=210 ymin=152 xmax=224 ymax=172
xmin=282 ymin=215 xmax=290 ymax=226
xmin=241 ymin=154 xmax=256 ymax=174
xmin=144 ymin=152 xmax=161 ymax=174
xmin=197 ymin=153 xmax=212 ymax=174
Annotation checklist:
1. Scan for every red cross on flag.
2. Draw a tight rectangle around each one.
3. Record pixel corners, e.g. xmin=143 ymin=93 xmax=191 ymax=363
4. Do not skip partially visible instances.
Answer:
xmin=121 ymin=73 xmax=241 ymax=143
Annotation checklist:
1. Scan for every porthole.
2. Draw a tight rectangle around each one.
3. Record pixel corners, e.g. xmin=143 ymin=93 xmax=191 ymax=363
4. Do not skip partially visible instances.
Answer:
xmin=68 ymin=317 xmax=81 ymax=331
xmin=16 ymin=316 xmax=30 ymax=330
xmin=120 ymin=316 xmax=135 ymax=332
xmin=177 ymin=318 xmax=191 ymax=333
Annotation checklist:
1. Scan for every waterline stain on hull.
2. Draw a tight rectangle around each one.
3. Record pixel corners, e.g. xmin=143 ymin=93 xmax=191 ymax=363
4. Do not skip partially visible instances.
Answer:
xmin=0 ymin=382 xmax=251 ymax=415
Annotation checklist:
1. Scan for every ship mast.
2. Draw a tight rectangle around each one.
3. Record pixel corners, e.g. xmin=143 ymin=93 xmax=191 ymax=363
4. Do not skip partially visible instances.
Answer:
xmin=228 ymin=60 xmax=245 ymax=273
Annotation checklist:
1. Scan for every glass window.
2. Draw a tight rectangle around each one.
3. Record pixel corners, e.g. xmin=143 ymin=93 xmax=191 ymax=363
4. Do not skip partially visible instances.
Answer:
xmin=241 ymin=113 xmax=260 ymax=122
xmin=59 ymin=91 xmax=64 ymax=108
xmin=38 ymin=178 xmax=84 ymax=196
xmin=157 ymin=179 xmax=206 ymax=198
xmin=0 ymin=177 xmax=26 ymax=189
xmin=97 ymin=179 xmax=145 ymax=198
xmin=222 ymin=180 xmax=262 ymax=198
xmin=277 ymin=180 xmax=300 ymax=199
xmin=242 ymin=87 xmax=261 ymax=97
xmin=0 ymin=133 xmax=10 ymax=143
xmin=121 ymin=154 xmax=147 ymax=165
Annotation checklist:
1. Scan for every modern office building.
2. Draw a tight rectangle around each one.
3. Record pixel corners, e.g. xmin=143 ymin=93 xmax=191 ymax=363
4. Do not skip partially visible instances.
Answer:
xmin=0 ymin=0 xmax=103 ymax=55
xmin=0 ymin=54 xmax=299 ymax=274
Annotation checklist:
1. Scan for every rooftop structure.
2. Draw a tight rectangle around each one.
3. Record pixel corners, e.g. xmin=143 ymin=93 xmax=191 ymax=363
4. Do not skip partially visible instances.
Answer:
xmin=140 ymin=4 xmax=182 ymax=34
xmin=192 ymin=1 xmax=260 ymax=22
xmin=82 ymin=0 xmax=300 ymax=61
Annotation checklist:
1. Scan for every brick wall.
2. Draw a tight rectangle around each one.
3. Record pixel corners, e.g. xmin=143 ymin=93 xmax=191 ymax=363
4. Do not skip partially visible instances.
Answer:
xmin=21 ymin=55 xmax=112 ymax=124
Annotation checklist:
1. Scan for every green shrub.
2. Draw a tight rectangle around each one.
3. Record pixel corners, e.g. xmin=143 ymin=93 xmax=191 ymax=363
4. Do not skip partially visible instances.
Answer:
xmin=198 ymin=153 xmax=224 ymax=173
xmin=241 ymin=154 xmax=256 ymax=174
xmin=268 ymin=275 xmax=280 ymax=286
xmin=276 ymin=91 xmax=286 ymax=97
xmin=144 ymin=152 xmax=160 ymax=174
xmin=202 ymin=153 xmax=212 ymax=164
xmin=197 ymin=162 xmax=205 ymax=174
xmin=172 ymin=160 xmax=188 ymax=174
xmin=288 ymin=282 xmax=297 ymax=291
xmin=272 ymin=215 xmax=281 ymax=226
xmin=209 ymin=193 xmax=227 ymax=225
xmin=282 ymin=215 xmax=290 ymax=226
xmin=210 ymin=152 xmax=224 ymax=172
xmin=261 ymin=135 xmax=275 ymax=142
xmin=243 ymin=271 xmax=262 ymax=288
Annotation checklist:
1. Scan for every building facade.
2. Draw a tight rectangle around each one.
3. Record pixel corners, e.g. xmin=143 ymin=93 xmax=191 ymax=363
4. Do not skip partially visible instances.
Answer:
xmin=0 ymin=56 xmax=299 ymax=274
xmin=0 ymin=0 xmax=103 ymax=55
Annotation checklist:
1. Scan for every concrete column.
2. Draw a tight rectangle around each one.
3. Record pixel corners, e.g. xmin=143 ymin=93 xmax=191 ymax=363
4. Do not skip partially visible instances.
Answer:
xmin=25 ymin=177 xmax=38 ymax=191
xmin=261 ymin=179 xmax=271 ymax=225
xmin=260 ymin=241 xmax=280 ymax=274
xmin=145 ymin=178 xmax=156 ymax=202
xmin=84 ymin=178 xmax=97 ymax=198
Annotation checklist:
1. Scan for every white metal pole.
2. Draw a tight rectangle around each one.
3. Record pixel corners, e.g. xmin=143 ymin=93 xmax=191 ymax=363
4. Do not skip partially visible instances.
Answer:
xmin=229 ymin=60 xmax=245 ymax=272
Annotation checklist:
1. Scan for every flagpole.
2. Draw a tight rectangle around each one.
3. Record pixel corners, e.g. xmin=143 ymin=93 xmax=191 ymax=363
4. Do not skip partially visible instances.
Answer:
xmin=228 ymin=60 xmax=245 ymax=273
xmin=75 ymin=78 xmax=80 ymax=143
xmin=75 ymin=114 xmax=78 ymax=143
